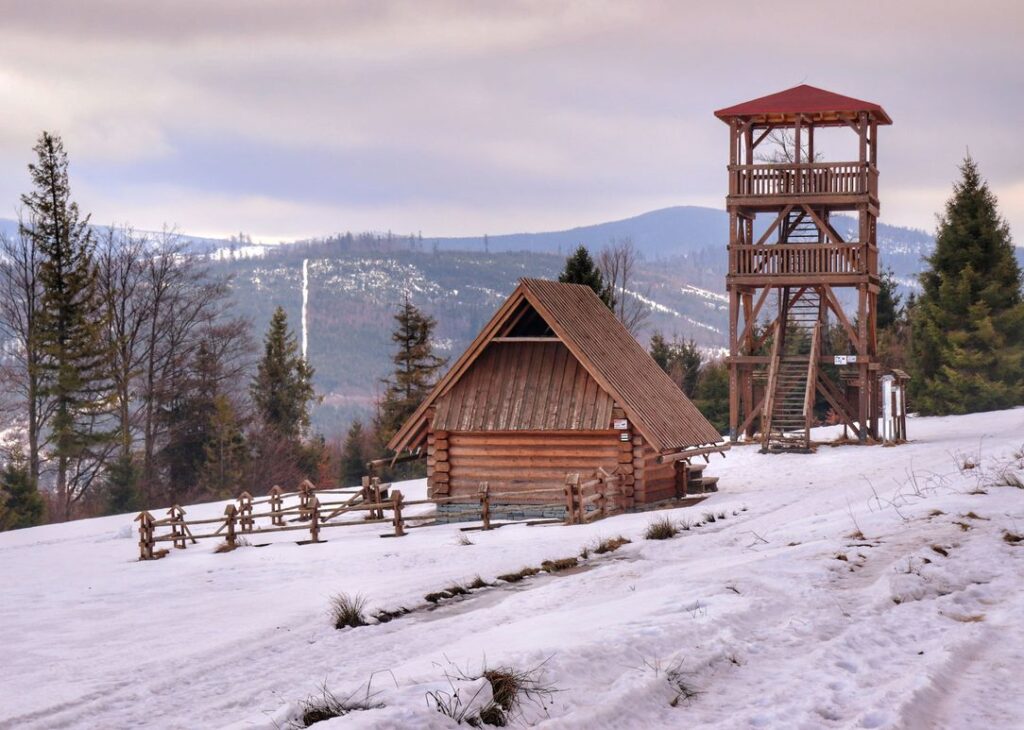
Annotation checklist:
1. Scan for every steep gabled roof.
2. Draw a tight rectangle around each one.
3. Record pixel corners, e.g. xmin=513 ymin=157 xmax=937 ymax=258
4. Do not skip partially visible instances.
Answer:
xmin=387 ymin=278 xmax=724 ymax=454
xmin=714 ymin=84 xmax=892 ymax=125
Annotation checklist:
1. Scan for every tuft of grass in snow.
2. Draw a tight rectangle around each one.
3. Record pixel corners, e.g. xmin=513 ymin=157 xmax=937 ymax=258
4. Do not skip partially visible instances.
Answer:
xmin=644 ymin=657 xmax=702 ymax=708
xmin=991 ymin=466 xmax=1024 ymax=489
xmin=702 ymin=512 xmax=717 ymax=524
xmin=931 ymin=545 xmax=950 ymax=557
xmin=372 ymin=606 xmax=410 ymax=623
xmin=1003 ymin=530 xmax=1023 ymax=545
xmin=330 ymin=593 xmax=368 ymax=629
xmin=541 ymin=557 xmax=579 ymax=573
xmin=928 ymin=509 xmax=946 ymax=517
xmin=427 ymin=658 xmax=555 ymax=726
xmin=214 ymin=537 xmax=251 ymax=553
xmin=483 ymin=662 xmax=555 ymax=715
xmin=294 ymin=684 xmax=383 ymax=727
xmin=424 ymin=586 xmax=467 ymax=604
xmin=496 ymin=567 xmax=540 ymax=584
xmin=593 ymin=536 xmax=631 ymax=554
xmin=578 ymin=545 xmax=590 ymax=559
xmin=954 ymin=451 xmax=980 ymax=471
xmin=467 ymin=575 xmax=492 ymax=590
xmin=645 ymin=517 xmax=679 ymax=540
xmin=962 ymin=511 xmax=989 ymax=521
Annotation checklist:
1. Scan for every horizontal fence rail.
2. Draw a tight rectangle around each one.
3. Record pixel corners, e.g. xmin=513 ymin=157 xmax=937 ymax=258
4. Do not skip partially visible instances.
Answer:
xmin=732 ymin=242 xmax=869 ymax=277
xmin=134 ymin=469 xmax=633 ymax=560
xmin=729 ymin=162 xmax=877 ymax=198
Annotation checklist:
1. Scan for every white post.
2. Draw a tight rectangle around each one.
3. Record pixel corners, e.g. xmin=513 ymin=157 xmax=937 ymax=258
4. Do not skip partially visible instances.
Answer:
xmin=881 ymin=375 xmax=894 ymax=444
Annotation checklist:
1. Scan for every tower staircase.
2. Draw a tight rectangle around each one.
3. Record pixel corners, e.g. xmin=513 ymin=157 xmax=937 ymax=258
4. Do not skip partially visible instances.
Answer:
xmin=782 ymin=210 xmax=823 ymax=242
xmin=761 ymin=287 xmax=823 ymax=452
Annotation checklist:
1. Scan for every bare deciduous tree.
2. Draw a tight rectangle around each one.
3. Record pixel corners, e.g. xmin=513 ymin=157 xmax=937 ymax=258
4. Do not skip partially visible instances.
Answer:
xmin=756 ymin=129 xmax=823 ymax=164
xmin=598 ymin=237 xmax=649 ymax=336
xmin=0 ymin=224 xmax=55 ymax=485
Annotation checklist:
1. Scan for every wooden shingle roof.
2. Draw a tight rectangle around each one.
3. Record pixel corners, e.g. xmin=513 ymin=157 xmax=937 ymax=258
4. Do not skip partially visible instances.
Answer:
xmin=387 ymin=278 xmax=724 ymax=454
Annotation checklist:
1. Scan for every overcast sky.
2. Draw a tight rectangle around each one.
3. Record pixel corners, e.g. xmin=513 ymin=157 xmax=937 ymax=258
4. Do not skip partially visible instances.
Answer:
xmin=0 ymin=1 xmax=1021 ymax=242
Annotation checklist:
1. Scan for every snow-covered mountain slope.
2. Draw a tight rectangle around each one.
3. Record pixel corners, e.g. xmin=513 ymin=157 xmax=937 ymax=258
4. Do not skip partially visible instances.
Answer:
xmin=2 ymin=409 xmax=1024 ymax=729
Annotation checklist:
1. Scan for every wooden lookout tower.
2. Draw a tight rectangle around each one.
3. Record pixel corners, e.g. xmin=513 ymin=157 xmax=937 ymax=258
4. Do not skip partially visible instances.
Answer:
xmin=715 ymin=85 xmax=892 ymax=450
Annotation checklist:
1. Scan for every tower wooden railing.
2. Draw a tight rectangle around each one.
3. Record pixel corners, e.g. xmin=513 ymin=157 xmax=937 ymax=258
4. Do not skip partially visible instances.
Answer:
xmin=732 ymin=242 xmax=868 ymax=277
xmin=803 ymin=321 xmax=822 ymax=422
xmin=729 ymin=161 xmax=877 ymax=198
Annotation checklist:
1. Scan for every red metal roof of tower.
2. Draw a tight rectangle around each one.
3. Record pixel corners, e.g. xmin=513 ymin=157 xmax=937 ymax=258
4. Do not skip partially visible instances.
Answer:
xmin=714 ymin=84 xmax=892 ymax=125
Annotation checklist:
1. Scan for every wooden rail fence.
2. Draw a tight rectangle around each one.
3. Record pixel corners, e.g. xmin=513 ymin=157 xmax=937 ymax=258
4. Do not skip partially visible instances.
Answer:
xmin=136 ymin=468 xmax=634 ymax=560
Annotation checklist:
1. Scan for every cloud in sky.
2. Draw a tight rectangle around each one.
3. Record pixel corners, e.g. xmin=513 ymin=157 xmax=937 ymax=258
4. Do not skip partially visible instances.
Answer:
xmin=0 ymin=0 xmax=1021 ymax=241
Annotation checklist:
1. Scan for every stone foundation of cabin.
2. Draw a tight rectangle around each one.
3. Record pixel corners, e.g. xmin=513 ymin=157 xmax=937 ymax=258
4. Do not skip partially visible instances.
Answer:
xmin=436 ymin=502 xmax=576 ymax=523
xmin=433 ymin=491 xmax=717 ymax=524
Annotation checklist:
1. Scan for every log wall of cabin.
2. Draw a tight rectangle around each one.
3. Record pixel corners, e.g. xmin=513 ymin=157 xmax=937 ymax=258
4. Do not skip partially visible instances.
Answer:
xmin=434 ymin=431 xmax=622 ymax=502
xmin=635 ymin=443 xmax=684 ymax=504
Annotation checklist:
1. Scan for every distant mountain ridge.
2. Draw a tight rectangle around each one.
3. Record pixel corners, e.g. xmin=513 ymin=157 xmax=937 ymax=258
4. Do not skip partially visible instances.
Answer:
xmin=5 ymin=206 xmax=1022 ymax=435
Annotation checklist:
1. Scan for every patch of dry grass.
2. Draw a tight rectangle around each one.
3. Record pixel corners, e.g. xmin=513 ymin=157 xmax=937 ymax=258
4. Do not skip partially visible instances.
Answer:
xmin=645 ymin=517 xmax=679 ymax=540
xmin=593 ymin=536 xmax=631 ymax=554
xmin=330 ymin=593 xmax=368 ymax=629
xmin=541 ymin=557 xmax=579 ymax=573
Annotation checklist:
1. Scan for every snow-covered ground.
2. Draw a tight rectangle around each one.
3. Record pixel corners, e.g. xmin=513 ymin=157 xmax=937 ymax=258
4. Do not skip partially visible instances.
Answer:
xmin=2 ymin=410 xmax=1024 ymax=729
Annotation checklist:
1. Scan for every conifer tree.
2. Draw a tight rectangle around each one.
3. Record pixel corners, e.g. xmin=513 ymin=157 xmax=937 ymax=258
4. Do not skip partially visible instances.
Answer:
xmin=378 ymin=296 xmax=447 ymax=443
xmin=104 ymin=454 xmax=140 ymax=515
xmin=693 ymin=360 xmax=729 ymax=434
xmin=648 ymin=331 xmax=703 ymax=397
xmin=22 ymin=131 xmax=114 ymax=519
xmin=877 ymin=267 xmax=903 ymax=331
xmin=559 ymin=245 xmax=615 ymax=308
xmin=200 ymin=394 xmax=248 ymax=498
xmin=0 ymin=454 xmax=45 ymax=530
xmin=339 ymin=419 xmax=369 ymax=486
xmin=251 ymin=307 xmax=316 ymax=440
xmin=910 ymin=156 xmax=1024 ymax=414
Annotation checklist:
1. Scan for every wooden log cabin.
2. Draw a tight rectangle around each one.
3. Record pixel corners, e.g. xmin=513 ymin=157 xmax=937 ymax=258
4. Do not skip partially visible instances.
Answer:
xmin=386 ymin=278 xmax=727 ymax=519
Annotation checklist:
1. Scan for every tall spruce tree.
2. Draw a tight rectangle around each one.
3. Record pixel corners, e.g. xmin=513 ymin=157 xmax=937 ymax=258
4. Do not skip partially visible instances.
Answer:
xmin=559 ymin=245 xmax=615 ymax=308
xmin=251 ymin=307 xmax=316 ymax=440
xmin=378 ymin=295 xmax=447 ymax=443
xmin=22 ymin=131 xmax=114 ymax=519
xmin=910 ymin=156 xmax=1024 ymax=414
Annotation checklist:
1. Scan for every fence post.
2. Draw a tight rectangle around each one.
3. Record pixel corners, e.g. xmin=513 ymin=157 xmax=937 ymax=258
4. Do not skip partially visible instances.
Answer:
xmin=564 ymin=473 xmax=580 ymax=525
xmin=391 ymin=489 xmax=405 ymax=537
xmin=309 ymin=497 xmax=322 ymax=543
xmin=269 ymin=485 xmax=284 ymax=526
xmin=237 ymin=491 xmax=254 ymax=532
xmin=361 ymin=475 xmax=371 ymax=506
xmin=224 ymin=504 xmax=238 ymax=549
xmin=168 ymin=505 xmax=186 ymax=549
xmin=299 ymin=480 xmax=314 ymax=521
xmin=372 ymin=477 xmax=383 ymax=520
xmin=135 ymin=511 xmax=155 ymax=560
xmin=479 ymin=482 xmax=491 ymax=530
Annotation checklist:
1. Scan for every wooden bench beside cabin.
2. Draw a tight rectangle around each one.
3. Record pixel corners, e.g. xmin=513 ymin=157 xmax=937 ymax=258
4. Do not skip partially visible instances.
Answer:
xmin=387 ymin=278 xmax=728 ymax=522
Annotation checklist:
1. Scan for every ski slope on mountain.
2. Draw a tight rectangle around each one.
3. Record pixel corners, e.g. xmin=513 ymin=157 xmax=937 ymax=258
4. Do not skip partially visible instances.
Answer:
xmin=2 ymin=409 xmax=1023 ymax=729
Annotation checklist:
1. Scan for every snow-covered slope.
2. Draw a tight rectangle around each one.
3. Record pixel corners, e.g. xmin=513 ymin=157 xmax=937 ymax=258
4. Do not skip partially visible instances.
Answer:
xmin=2 ymin=410 xmax=1024 ymax=729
